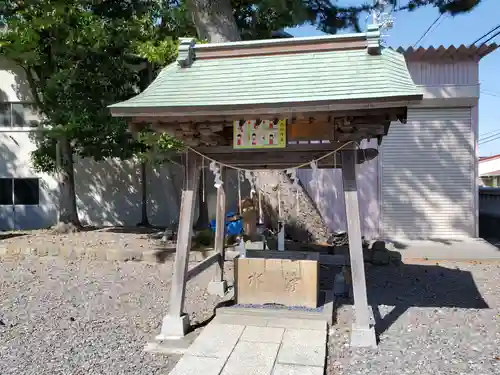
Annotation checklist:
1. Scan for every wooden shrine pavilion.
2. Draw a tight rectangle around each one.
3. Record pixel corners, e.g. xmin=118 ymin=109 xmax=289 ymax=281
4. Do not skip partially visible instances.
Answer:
xmin=109 ymin=24 xmax=422 ymax=347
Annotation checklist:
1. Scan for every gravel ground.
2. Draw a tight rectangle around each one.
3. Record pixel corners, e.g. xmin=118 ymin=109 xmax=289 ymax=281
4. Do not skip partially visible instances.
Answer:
xmin=0 ymin=227 xmax=169 ymax=254
xmin=0 ymin=256 xmax=233 ymax=375
xmin=328 ymin=261 xmax=500 ymax=375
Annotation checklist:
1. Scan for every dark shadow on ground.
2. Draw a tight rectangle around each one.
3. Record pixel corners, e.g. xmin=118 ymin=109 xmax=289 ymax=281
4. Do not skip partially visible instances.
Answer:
xmin=148 ymin=244 xmax=219 ymax=264
xmin=0 ymin=232 xmax=27 ymax=240
xmin=98 ymin=226 xmax=165 ymax=235
xmin=188 ymin=298 xmax=235 ymax=333
xmin=151 ymin=247 xmax=177 ymax=263
xmin=389 ymin=238 xmax=471 ymax=250
xmin=336 ymin=262 xmax=489 ymax=342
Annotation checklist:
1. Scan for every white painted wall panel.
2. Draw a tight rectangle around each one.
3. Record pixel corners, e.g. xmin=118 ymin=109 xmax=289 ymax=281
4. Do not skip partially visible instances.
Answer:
xmin=0 ymin=131 xmax=58 ymax=229
xmin=297 ymin=139 xmax=380 ymax=239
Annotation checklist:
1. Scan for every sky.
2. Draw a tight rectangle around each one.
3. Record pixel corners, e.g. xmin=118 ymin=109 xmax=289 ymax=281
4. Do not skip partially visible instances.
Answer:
xmin=285 ymin=0 xmax=500 ymax=156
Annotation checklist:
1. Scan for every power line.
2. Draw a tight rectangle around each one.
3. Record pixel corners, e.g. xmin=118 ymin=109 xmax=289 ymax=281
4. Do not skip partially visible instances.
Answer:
xmin=470 ymin=24 xmax=500 ymax=45
xmin=479 ymin=134 xmax=500 ymax=146
xmin=413 ymin=14 xmax=443 ymax=47
xmin=480 ymin=128 xmax=500 ymax=137
xmin=479 ymin=130 xmax=500 ymax=144
xmin=481 ymin=90 xmax=500 ymax=98
xmin=482 ymin=29 xmax=500 ymax=45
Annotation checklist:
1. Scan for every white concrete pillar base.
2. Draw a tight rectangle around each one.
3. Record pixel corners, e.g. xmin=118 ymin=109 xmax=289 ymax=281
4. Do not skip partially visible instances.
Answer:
xmin=207 ymin=280 xmax=228 ymax=297
xmin=350 ymin=325 xmax=377 ymax=348
xmin=155 ymin=314 xmax=190 ymax=341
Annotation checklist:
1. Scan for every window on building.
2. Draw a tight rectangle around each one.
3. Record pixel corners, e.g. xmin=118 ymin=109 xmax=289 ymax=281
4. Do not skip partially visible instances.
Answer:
xmin=14 ymin=178 xmax=40 ymax=205
xmin=0 ymin=103 xmax=11 ymax=127
xmin=0 ymin=102 xmax=39 ymax=127
xmin=11 ymin=103 xmax=39 ymax=127
xmin=0 ymin=178 xmax=13 ymax=205
xmin=0 ymin=178 xmax=40 ymax=205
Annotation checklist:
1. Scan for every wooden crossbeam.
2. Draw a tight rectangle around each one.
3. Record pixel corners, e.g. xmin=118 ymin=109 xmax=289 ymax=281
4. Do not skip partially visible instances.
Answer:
xmin=194 ymin=148 xmax=378 ymax=169
xmin=186 ymin=253 xmax=221 ymax=281
xmin=195 ymin=143 xmax=353 ymax=154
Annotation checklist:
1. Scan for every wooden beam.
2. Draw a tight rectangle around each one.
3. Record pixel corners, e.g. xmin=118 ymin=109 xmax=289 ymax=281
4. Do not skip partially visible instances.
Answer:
xmin=213 ymin=167 xmax=227 ymax=282
xmin=341 ymin=149 xmax=376 ymax=347
xmin=186 ymin=253 xmax=221 ymax=281
xmin=199 ymin=149 xmax=378 ymax=169
xmin=167 ymin=153 xmax=201 ymax=317
xmin=195 ymin=143 xmax=353 ymax=154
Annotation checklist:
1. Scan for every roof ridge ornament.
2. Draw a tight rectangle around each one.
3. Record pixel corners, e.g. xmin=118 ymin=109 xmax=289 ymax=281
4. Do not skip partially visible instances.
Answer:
xmin=177 ymin=38 xmax=196 ymax=67
xmin=368 ymin=0 xmax=394 ymax=52
xmin=366 ymin=24 xmax=381 ymax=55
xmin=366 ymin=1 xmax=394 ymax=55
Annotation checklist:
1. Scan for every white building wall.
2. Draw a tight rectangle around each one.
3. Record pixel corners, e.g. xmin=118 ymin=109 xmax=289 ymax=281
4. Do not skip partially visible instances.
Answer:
xmin=479 ymin=157 xmax=500 ymax=176
xmin=0 ymin=131 xmax=59 ymax=229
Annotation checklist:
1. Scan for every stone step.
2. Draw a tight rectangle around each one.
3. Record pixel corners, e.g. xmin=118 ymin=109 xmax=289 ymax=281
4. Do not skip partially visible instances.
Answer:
xmin=216 ymin=289 xmax=335 ymax=324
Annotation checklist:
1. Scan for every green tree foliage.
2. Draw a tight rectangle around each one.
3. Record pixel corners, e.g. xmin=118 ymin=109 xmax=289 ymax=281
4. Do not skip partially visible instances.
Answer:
xmin=230 ymin=0 xmax=482 ymax=36
xmin=0 ymin=1 xmax=159 ymax=170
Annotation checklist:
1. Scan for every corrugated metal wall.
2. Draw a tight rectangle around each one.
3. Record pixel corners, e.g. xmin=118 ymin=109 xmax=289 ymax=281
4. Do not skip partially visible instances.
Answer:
xmin=379 ymin=107 xmax=475 ymax=239
xmin=407 ymin=61 xmax=479 ymax=85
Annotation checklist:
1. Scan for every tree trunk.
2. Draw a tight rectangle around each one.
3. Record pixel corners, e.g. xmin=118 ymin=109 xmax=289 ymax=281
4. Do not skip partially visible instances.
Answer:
xmin=54 ymin=137 xmax=81 ymax=233
xmin=137 ymin=161 xmax=151 ymax=227
xmin=187 ymin=0 xmax=241 ymax=42
xmin=186 ymin=0 xmax=333 ymax=243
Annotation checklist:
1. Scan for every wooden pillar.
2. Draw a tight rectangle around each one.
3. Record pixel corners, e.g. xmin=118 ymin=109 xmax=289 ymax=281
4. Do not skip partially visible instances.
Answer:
xmin=341 ymin=149 xmax=377 ymax=348
xmin=208 ymin=167 xmax=228 ymax=296
xmin=156 ymin=153 xmax=200 ymax=340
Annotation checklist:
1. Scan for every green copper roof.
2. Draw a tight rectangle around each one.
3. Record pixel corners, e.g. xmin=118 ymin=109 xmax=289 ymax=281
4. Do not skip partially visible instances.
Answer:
xmin=109 ymin=28 xmax=421 ymax=116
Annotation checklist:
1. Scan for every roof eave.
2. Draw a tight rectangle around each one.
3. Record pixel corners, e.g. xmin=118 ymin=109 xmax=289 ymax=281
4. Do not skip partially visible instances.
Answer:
xmin=110 ymin=94 xmax=423 ymax=119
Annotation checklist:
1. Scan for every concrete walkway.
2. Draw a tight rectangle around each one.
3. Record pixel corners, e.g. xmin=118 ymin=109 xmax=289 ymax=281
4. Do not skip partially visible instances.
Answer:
xmin=392 ymin=238 xmax=500 ymax=262
xmin=167 ymin=314 xmax=327 ymax=375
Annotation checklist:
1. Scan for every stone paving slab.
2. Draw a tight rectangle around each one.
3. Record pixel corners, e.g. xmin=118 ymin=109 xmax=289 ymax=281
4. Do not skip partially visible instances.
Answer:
xmin=272 ymin=364 xmax=324 ymax=375
xmin=221 ymin=341 xmax=280 ymax=375
xmin=277 ymin=329 xmax=326 ymax=368
xmin=212 ymin=314 xmax=269 ymax=327
xmin=267 ymin=318 xmax=327 ymax=331
xmin=168 ymin=355 xmax=226 ymax=375
xmin=166 ymin=318 xmax=328 ymax=375
xmin=277 ymin=341 xmax=326 ymax=367
xmin=278 ymin=343 xmax=326 ymax=367
xmin=185 ymin=323 xmax=244 ymax=359
xmin=282 ymin=328 xmax=326 ymax=346
xmin=240 ymin=326 xmax=284 ymax=343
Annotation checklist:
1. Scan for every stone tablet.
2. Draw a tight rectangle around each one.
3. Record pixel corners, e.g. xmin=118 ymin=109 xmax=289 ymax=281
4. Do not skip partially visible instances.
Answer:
xmin=235 ymin=258 xmax=319 ymax=308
